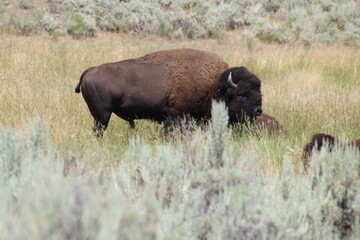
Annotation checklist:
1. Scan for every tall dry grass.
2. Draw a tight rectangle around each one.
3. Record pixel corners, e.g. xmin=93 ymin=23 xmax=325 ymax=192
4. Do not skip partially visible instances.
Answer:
xmin=0 ymin=32 xmax=359 ymax=171
xmin=1 ymin=32 xmax=360 ymax=239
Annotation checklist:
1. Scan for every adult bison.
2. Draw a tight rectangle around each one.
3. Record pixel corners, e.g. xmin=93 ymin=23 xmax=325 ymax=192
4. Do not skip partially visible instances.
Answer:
xmin=303 ymin=133 xmax=360 ymax=170
xmin=75 ymin=48 xmax=262 ymax=137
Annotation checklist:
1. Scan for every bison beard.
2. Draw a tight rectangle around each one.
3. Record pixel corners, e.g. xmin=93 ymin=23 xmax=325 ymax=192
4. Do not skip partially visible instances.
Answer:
xmin=75 ymin=48 xmax=262 ymax=138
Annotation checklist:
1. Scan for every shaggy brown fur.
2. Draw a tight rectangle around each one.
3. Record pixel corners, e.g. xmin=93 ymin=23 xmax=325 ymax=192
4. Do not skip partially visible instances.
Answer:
xmin=350 ymin=138 xmax=360 ymax=148
xmin=303 ymin=133 xmax=360 ymax=238
xmin=136 ymin=48 xmax=229 ymax=118
xmin=303 ymin=133 xmax=360 ymax=170
xmin=250 ymin=112 xmax=284 ymax=135
xmin=215 ymin=67 xmax=262 ymax=123
xmin=75 ymin=48 xmax=263 ymax=137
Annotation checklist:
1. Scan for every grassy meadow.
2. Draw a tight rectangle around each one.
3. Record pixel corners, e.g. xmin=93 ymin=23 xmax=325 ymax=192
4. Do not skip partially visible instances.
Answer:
xmin=0 ymin=32 xmax=360 ymax=239
xmin=1 ymin=32 xmax=359 ymax=170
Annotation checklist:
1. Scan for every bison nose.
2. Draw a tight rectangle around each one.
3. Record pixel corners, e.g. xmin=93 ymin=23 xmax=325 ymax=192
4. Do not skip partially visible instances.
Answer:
xmin=254 ymin=107 xmax=262 ymax=116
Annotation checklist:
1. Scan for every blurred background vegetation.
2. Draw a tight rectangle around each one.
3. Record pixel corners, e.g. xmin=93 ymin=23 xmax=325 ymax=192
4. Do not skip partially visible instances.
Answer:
xmin=1 ymin=0 xmax=360 ymax=45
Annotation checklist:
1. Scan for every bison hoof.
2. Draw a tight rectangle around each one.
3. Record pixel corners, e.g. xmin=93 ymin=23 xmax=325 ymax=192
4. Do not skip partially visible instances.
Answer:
xmin=92 ymin=121 xmax=105 ymax=139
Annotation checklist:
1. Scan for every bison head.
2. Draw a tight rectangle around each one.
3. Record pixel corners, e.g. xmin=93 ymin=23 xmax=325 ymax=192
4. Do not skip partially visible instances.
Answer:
xmin=215 ymin=67 xmax=262 ymax=124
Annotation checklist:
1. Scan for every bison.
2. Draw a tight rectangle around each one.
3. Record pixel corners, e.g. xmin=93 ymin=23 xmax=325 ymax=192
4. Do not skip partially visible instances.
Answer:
xmin=250 ymin=112 xmax=284 ymax=135
xmin=75 ymin=48 xmax=262 ymax=137
xmin=303 ymin=133 xmax=360 ymax=170
xmin=303 ymin=133 xmax=360 ymax=237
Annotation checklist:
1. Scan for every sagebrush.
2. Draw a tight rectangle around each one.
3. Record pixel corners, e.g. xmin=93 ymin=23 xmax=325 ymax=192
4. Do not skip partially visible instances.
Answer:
xmin=0 ymin=103 xmax=359 ymax=239
xmin=1 ymin=0 xmax=360 ymax=45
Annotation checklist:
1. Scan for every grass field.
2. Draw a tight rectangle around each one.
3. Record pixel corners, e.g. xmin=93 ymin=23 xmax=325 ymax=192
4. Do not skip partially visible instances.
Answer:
xmin=0 ymin=32 xmax=359 ymax=239
xmin=1 ymin=32 xmax=359 ymax=170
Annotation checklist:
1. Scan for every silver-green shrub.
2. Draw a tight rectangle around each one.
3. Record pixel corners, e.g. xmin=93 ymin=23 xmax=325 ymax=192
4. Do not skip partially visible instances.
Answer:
xmin=63 ymin=11 xmax=97 ymax=38
xmin=2 ymin=0 xmax=360 ymax=45
xmin=0 ymin=102 xmax=359 ymax=239
xmin=19 ymin=0 xmax=34 ymax=10
xmin=41 ymin=13 xmax=64 ymax=38
xmin=9 ymin=8 xmax=41 ymax=35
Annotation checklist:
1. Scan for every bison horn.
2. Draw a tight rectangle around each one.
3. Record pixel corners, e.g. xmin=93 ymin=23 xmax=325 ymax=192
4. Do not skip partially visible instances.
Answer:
xmin=227 ymin=72 xmax=237 ymax=88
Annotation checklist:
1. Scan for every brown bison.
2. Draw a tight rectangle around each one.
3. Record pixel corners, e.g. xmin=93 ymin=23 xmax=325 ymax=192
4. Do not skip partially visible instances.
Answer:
xmin=303 ymin=133 xmax=360 ymax=170
xmin=75 ymin=48 xmax=262 ymax=137
xmin=303 ymin=133 xmax=360 ymax=237
xmin=250 ymin=112 xmax=284 ymax=135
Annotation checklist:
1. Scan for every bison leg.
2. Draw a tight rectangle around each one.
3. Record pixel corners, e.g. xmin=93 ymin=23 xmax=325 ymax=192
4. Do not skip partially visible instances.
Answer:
xmin=91 ymin=111 xmax=112 ymax=139
xmin=161 ymin=114 xmax=193 ymax=137
xmin=93 ymin=120 xmax=106 ymax=138
xmin=126 ymin=118 xmax=135 ymax=128
xmin=161 ymin=118 xmax=174 ymax=136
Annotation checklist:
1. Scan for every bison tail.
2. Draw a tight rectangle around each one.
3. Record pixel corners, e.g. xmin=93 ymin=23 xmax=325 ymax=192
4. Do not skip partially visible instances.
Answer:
xmin=75 ymin=82 xmax=81 ymax=93
xmin=75 ymin=68 xmax=91 ymax=93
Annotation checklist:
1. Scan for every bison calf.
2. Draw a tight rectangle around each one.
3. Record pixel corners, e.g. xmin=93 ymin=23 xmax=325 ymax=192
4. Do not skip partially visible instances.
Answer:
xmin=303 ymin=133 xmax=360 ymax=170
xmin=250 ymin=112 xmax=284 ymax=135
xmin=75 ymin=48 xmax=262 ymax=138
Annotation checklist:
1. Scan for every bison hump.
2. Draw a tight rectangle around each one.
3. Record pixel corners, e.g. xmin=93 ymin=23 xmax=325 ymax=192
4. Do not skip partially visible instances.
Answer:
xmin=136 ymin=48 xmax=228 ymax=116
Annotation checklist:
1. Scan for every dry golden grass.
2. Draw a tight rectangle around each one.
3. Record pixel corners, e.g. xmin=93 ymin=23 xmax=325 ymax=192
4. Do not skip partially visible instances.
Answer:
xmin=0 ymin=32 xmax=359 ymax=171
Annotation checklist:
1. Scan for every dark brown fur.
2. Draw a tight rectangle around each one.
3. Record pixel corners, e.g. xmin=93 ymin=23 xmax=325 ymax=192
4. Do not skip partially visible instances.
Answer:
xmin=215 ymin=67 xmax=262 ymax=123
xmin=75 ymin=48 xmax=262 ymax=137
xmin=303 ymin=133 xmax=360 ymax=170
xmin=303 ymin=133 xmax=360 ymax=238
xmin=250 ymin=112 xmax=283 ymax=135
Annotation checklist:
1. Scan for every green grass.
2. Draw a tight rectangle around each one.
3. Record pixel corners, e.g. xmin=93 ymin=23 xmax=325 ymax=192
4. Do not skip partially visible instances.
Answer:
xmin=0 ymin=32 xmax=359 ymax=172
xmin=0 ymin=32 xmax=359 ymax=238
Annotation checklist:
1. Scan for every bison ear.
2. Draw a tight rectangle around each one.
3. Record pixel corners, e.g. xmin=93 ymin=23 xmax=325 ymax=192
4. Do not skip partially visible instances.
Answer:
xmin=227 ymin=72 xmax=237 ymax=88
